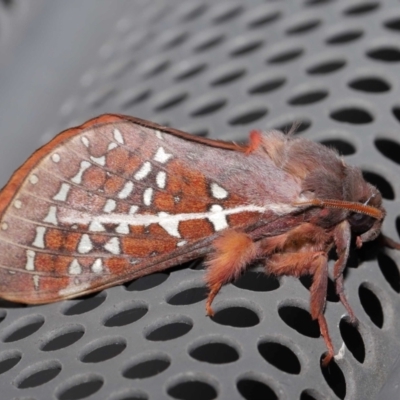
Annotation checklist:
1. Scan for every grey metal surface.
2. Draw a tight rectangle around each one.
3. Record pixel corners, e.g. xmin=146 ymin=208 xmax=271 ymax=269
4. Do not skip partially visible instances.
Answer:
xmin=378 ymin=354 xmax=400 ymax=400
xmin=0 ymin=0 xmax=400 ymax=399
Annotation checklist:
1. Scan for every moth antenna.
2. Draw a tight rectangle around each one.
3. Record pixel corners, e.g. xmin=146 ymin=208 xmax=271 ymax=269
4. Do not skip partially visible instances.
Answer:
xmin=294 ymin=198 xmax=383 ymax=220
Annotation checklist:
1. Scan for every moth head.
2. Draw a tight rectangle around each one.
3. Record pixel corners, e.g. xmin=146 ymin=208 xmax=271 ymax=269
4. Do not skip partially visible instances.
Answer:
xmin=339 ymin=166 xmax=384 ymax=241
xmin=295 ymin=182 xmax=385 ymax=244
xmin=348 ymin=183 xmax=385 ymax=242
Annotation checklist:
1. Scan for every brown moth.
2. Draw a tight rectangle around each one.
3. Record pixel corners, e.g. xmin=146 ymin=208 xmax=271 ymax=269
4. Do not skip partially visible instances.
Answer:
xmin=0 ymin=114 xmax=397 ymax=365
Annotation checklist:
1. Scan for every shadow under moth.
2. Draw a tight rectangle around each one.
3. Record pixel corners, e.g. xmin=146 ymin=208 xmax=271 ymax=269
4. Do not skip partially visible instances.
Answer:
xmin=0 ymin=114 xmax=398 ymax=366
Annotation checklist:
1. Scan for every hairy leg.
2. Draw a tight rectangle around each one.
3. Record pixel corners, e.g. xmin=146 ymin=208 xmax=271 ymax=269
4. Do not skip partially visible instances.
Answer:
xmin=267 ymin=251 xmax=334 ymax=365
xmin=206 ymin=223 xmax=336 ymax=364
xmin=333 ymin=220 xmax=356 ymax=323
xmin=205 ymin=230 xmax=260 ymax=316
xmin=204 ymin=223 xmax=321 ymax=315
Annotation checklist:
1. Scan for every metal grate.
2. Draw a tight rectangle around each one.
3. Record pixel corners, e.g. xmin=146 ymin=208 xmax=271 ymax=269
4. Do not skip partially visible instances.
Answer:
xmin=0 ymin=0 xmax=400 ymax=399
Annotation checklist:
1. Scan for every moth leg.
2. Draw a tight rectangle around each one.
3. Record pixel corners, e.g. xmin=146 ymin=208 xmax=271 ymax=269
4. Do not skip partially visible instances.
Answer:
xmin=205 ymin=230 xmax=260 ymax=316
xmin=381 ymin=234 xmax=400 ymax=250
xmin=333 ymin=220 xmax=356 ymax=323
xmin=310 ymin=254 xmax=334 ymax=367
xmin=266 ymin=251 xmax=334 ymax=366
xmin=204 ymin=226 xmax=305 ymax=316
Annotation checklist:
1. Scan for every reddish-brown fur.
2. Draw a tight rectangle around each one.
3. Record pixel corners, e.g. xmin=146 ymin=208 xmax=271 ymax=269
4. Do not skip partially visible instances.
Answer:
xmin=205 ymin=230 xmax=260 ymax=315
xmin=245 ymin=130 xmax=263 ymax=155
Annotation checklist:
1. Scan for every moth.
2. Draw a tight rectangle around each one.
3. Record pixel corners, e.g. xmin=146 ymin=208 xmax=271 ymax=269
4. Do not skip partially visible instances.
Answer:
xmin=0 ymin=114 xmax=397 ymax=365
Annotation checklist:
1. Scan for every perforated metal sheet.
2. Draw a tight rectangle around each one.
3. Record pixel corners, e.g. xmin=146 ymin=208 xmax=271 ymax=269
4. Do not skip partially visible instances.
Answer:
xmin=0 ymin=0 xmax=400 ymax=399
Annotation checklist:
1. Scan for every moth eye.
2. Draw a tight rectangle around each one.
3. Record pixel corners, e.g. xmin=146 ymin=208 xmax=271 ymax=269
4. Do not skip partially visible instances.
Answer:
xmin=348 ymin=213 xmax=375 ymax=234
